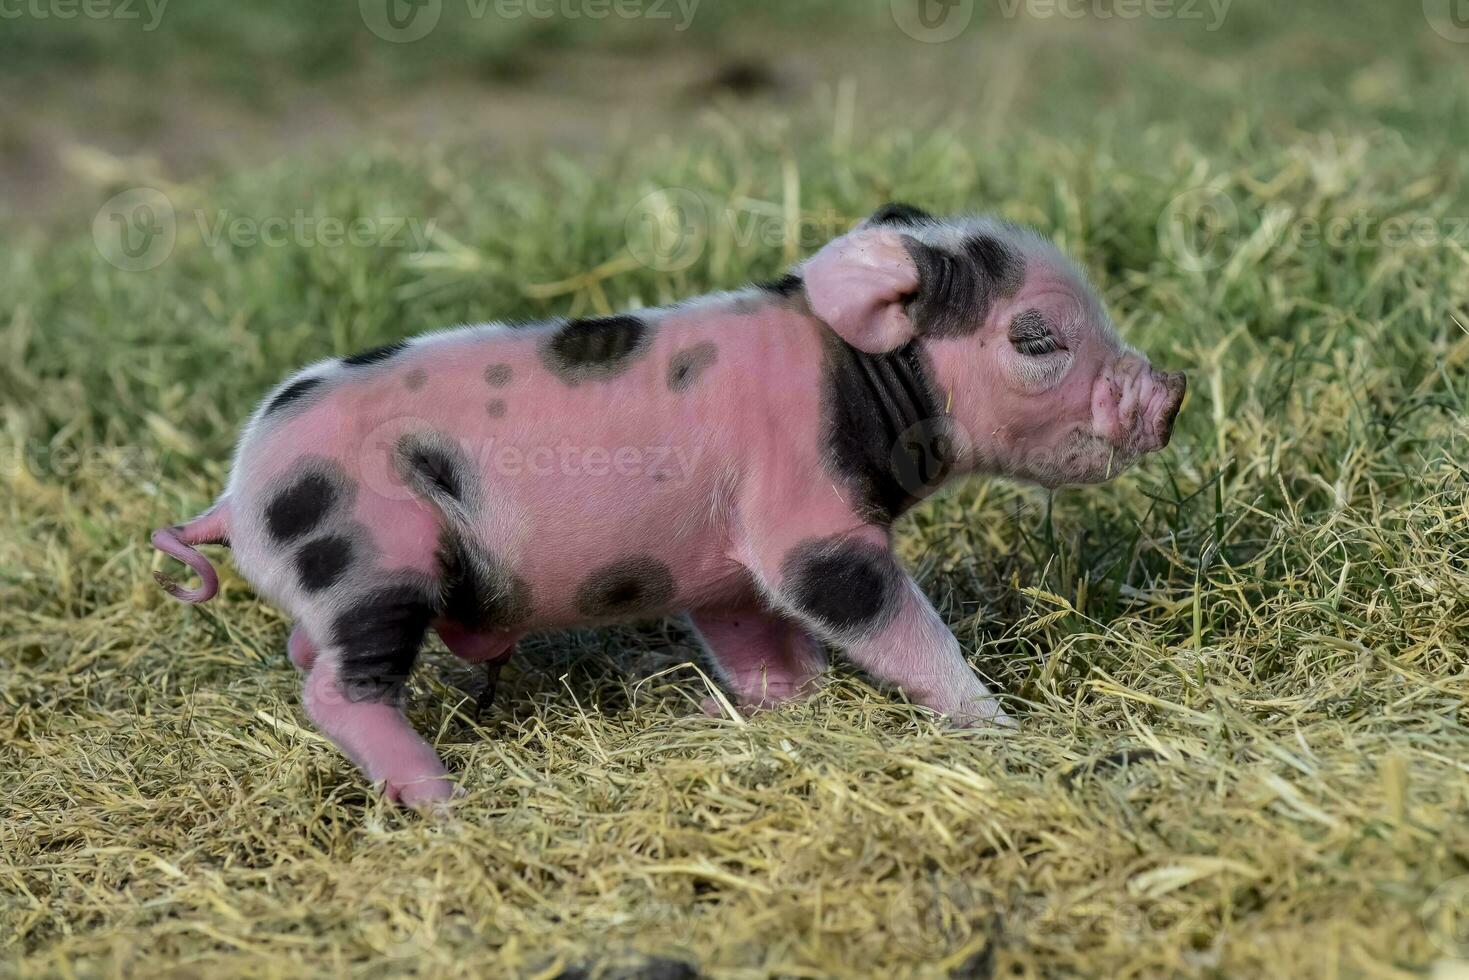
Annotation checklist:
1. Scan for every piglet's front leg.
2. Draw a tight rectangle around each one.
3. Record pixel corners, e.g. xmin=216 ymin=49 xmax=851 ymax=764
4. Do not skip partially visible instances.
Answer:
xmin=739 ymin=520 xmax=1013 ymax=728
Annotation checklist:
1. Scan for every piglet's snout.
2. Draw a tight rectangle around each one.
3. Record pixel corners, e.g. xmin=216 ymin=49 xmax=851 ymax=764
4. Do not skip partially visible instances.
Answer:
xmin=1096 ymin=361 xmax=1186 ymax=454
xmin=1140 ymin=369 xmax=1187 ymax=452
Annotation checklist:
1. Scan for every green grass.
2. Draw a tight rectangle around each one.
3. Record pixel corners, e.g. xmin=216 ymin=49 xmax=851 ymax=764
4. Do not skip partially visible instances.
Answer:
xmin=4 ymin=2 xmax=1469 ymax=976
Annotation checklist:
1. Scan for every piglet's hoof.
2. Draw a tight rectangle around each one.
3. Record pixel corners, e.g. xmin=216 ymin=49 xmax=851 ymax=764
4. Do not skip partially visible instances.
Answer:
xmin=384 ymin=775 xmax=461 ymax=811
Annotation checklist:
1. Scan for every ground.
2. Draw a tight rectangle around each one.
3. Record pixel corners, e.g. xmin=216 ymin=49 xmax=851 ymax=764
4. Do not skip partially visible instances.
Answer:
xmin=3 ymin=1 xmax=1469 ymax=976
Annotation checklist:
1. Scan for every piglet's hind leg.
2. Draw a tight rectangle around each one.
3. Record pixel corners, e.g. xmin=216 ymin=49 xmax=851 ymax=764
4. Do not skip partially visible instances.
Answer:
xmin=304 ymin=660 xmax=456 ymax=807
xmin=301 ymin=590 xmax=455 ymax=807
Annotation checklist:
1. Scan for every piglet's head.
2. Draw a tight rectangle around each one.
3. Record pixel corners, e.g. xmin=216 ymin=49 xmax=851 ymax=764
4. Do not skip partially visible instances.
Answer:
xmin=803 ymin=203 xmax=1186 ymax=489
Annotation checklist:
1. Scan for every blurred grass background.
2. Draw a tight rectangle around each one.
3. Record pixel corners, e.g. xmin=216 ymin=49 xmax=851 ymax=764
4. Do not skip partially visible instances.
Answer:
xmin=3 ymin=0 xmax=1469 ymax=976
xmin=5 ymin=0 xmax=1468 ymax=220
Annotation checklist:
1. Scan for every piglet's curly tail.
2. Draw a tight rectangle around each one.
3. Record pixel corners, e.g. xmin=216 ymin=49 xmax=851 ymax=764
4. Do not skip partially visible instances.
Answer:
xmin=151 ymin=500 xmax=232 ymax=604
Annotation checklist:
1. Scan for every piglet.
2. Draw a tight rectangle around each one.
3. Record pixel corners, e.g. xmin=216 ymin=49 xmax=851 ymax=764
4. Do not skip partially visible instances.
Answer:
xmin=152 ymin=203 xmax=1185 ymax=807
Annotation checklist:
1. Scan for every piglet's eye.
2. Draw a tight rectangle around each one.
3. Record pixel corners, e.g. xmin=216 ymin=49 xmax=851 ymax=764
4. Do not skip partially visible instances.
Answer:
xmin=1008 ymin=310 xmax=1060 ymax=357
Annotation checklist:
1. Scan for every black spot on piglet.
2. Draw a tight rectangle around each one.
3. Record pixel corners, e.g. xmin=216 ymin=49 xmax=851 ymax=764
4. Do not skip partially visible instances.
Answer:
xmin=264 ymin=377 xmax=324 ymax=416
xmin=541 ymin=314 xmax=650 ymax=385
xmin=667 ymin=343 xmax=718 ymax=392
xmin=901 ymin=234 xmax=1024 ymax=339
xmin=821 ymin=338 xmax=947 ymax=525
xmin=557 ymin=955 xmax=702 ymax=980
xmin=394 ymin=433 xmax=471 ymax=508
xmin=296 ymin=534 xmax=354 ymax=593
xmin=333 ymin=583 xmax=435 ymax=702
xmin=437 ymin=531 xmax=532 ymax=629
xmin=264 ymin=472 xmax=338 ymax=543
xmin=780 ymin=535 xmax=903 ymax=638
xmin=756 ymin=273 xmax=805 ymax=298
xmin=342 ymin=340 xmax=409 ymax=366
xmin=866 ymin=202 xmax=935 ymax=227
xmin=576 ymin=555 xmax=677 ymax=619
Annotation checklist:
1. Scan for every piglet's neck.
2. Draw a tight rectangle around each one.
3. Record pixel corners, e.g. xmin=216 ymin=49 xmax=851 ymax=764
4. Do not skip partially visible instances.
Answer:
xmin=827 ymin=333 xmax=970 ymax=522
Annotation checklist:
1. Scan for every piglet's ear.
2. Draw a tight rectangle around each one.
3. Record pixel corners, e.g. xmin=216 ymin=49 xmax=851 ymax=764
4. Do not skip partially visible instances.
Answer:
xmin=802 ymin=228 xmax=919 ymax=354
